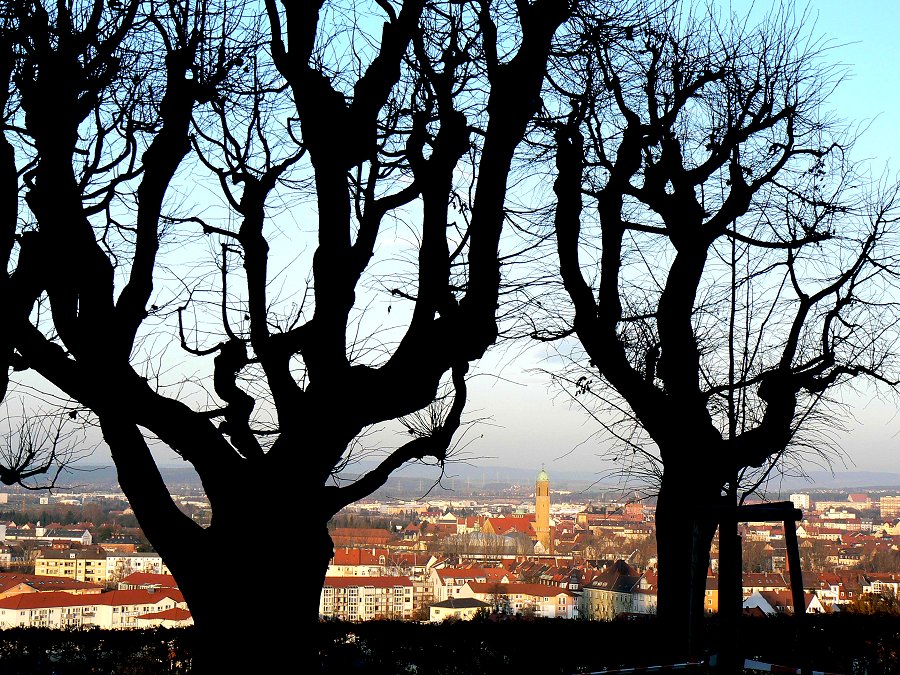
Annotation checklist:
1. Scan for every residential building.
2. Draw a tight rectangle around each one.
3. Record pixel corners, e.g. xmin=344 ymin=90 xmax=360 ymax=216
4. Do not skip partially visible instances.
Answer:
xmin=117 ymin=573 xmax=179 ymax=591
xmin=105 ymin=552 xmax=170 ymax=581
xmin=704 ymin=576 xmax=718 ymax=614
xmin=5 ymin=524 xmax=90 ymax=546
xmin=330 ymin=528 xmax=396 ymax=548
xmin=790 ymin=494 xmax=810 ymax=512
xmin=429 ymin=567 xmax=492 ymax=603
xmin=880 ymin=496 xmax=900 ymax=520
xmin=319 ymin=576 xmax=414 ymax=621
xmin=459 ymin=581 xmax=579 ymax=619
xmin=0 ymin=573 xmax=102 ymax=598
xmin=581 ymin=560 xmax=643 ymax=620
xmin=0 ymin=588 xmax=187 ymax=629
xmin=35 ymin=547 xmax=109 ymax=584
xmin=429 ymin=597 xmax=491 ymax=622
xmin=134 ymin=606 xmax=193 ymax=628
xmin=741 ymin=572 xmax=790 ymax=599
xmin=327 ymin=548 xmax=392 ymax=577
xmin=743 ymin=589 xmax=824 ymax=615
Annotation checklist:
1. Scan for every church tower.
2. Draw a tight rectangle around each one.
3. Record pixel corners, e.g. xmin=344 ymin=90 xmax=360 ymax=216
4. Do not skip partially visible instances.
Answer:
xmin=535 ymin=467 xmax=551 ymax=553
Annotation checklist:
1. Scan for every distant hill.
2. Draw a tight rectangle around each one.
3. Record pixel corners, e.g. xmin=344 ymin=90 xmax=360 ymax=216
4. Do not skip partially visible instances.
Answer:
xmin=58 ymin=464 xmax=203 ymax=490
xmin=780 ymin=470 xmax=900 ymax=490
xmin=341 ymin=460 xmax=900 ymax=488
xmin=57 ymin=461 xmax=900 ymax=494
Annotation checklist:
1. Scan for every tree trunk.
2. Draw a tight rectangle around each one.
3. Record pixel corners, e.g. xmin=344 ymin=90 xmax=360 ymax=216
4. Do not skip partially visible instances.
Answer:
xmin=655 ymin=468 xmax=718 ymax=661
xmin=159 ymin=514 xmax=335 ymax=673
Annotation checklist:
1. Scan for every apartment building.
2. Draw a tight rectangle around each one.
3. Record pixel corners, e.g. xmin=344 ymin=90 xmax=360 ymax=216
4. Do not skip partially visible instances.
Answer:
xmin=0 ymin=588 xmax=189 ymax=629
xmin=36 ymin=549 xmax=169 ymax=584
xmin=880 ymin=496 xmax=900 ymax=520
xmin=320 ymin=576 xmax=415 ymax=621
xmin=35 ymin=548 xmax=109 ymax=585
xmin=460 ymin=581 xmax=579 ymax=619
xmin=105 ymin=552 xmax=170 ymax=580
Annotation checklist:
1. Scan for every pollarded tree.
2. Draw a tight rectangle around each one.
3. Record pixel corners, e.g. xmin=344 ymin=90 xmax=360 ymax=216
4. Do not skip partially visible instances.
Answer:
xmin=536 ymin=2 xmax=900 ymax=656
xmin=0 ymin=0 xmax=572 ymax=670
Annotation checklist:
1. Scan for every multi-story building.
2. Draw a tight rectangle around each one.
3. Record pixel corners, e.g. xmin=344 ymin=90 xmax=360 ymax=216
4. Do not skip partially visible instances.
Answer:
xmin=790 ymin=494 xmax=810 ymax=512
xmin=35 ymin=548 xmax=168 ymax=584
xmin=0 ymin=588 xmax=189 ymax=629
xmin=580 ymin=560 xmax=643 ymax=620
xmin=327 ymin=547 xmax=392 ymax=577
xmin=105 ymin=552 xmax=169 ymax=581
xmin=0 ymin=572 xmax=102 ymax=598
xmin=460 ymin=581 xmax=579 ymax=619
xmin=319 ymin=576 xmax=414 ymax=621
xmin=880 ymin=496 xmax=900 ymax=520
xmin=4 ymin=525 xmax=91 ymax=546
xmin=35 ymin=548 xmax=109 ymax=585
xmin=429 ymin=567 xmax=491 ymax=603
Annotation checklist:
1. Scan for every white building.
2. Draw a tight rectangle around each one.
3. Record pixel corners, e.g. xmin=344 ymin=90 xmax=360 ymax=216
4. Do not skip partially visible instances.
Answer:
xmin=0 ymin=588 xmax=189 ymax=629
xmin=320 ymin=576 xmax=415 ymax=621
xmin=743 ymin=589 xmax=824 ymax=615
xmin=429 ymin=597 xmax=492 ymax=622
xmin=790 ymin=494 xmax=810 ymax=512
xmin=105 ymin=552 xmax=170 ymax=581
xmin=459 ymin=581 xmax=579 ymax=619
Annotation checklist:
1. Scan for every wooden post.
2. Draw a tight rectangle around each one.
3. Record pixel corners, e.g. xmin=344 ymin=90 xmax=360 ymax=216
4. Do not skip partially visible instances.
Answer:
xmin=712 ymin=501 xmax=803 ymax=674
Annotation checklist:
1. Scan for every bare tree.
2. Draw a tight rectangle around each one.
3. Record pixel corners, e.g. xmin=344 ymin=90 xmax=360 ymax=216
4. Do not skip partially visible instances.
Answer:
xmin=0 ymin=0 xmax=572 ymax=669
xmin=0 ymin=404 xmax=90 ymax=488
xmin=533 ymin=1 xmax=900 ymax=657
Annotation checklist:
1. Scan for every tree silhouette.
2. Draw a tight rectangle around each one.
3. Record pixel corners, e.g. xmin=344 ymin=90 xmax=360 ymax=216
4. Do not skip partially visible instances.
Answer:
xmin=533 ymin=2 xmax=900 ymax=657
xmin=0 ymin=0 xmax=572 ymax=670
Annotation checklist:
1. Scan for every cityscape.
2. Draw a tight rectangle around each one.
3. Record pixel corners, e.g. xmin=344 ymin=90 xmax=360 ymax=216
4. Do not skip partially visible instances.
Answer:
xmin=0 ymin=467 xmax=898 ymax=632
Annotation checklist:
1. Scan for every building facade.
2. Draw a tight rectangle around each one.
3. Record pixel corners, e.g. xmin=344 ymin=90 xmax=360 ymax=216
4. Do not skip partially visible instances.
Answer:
xmin=35 ymin=549 xmax=109 ymax=585
xmin=0 ymin=588 xmax=188 ymax=629
xmin=319 ymin=576 xmax=415 ymax=621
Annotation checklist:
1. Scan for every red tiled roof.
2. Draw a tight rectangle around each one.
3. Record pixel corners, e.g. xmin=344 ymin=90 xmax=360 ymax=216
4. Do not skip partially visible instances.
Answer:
xmin=324 ymin=576 xmax=412 ymax=589
xmin=120 ymin=573 xmax=178 ymax=588
xmin=483 ymin=517 xmax=535 ymax=536
xmin=742 ymin=573 xmax=788 ymax=588
xmin=136 ymin=607 xmax=192 ymax=621
xmin=466 ymin=581 xmax=577 ymax=597
xmin=0 ymin=588 xmax=181 ymax=610
xmin=330 ymin=528 xmax=395 ymax=545
xmin=94 ymin=589 xmax=184 ymax=606
xmin=330 ymin=548 xmax=390 ymax=565
xmin=0 ymin=592 xmax=92 ymax=610
xmin=437 ymin=568 xmax=488 ymax=580
xmin=756 ymin=589 xmax=817 ymax=612
xmin=0 ymin=573 xmax=103 ymax=594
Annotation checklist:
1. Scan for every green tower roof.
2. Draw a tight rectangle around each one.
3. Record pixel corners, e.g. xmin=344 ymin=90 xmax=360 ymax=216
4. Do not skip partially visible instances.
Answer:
xmin=537 ymin=467 xmax=549 ymax=482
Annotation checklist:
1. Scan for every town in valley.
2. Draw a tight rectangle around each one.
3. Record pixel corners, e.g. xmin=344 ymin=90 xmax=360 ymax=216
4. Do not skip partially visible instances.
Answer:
xmin=0 ymin=465 xmax=890 ymax=629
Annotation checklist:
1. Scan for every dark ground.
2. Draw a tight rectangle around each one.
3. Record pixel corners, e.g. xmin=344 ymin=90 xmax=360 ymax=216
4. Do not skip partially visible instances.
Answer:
xmin=0 ymin=614 xmax=897 ymax=673
xmin=317 ymin=613 xmax=899 ymax=674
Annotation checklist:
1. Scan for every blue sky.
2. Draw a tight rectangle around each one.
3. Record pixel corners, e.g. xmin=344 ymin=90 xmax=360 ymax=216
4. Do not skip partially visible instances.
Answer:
xmin=462 ymin=0 xmax=900 ymax=481
xmin=46 ymin=1 xmax=900 ymax=487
